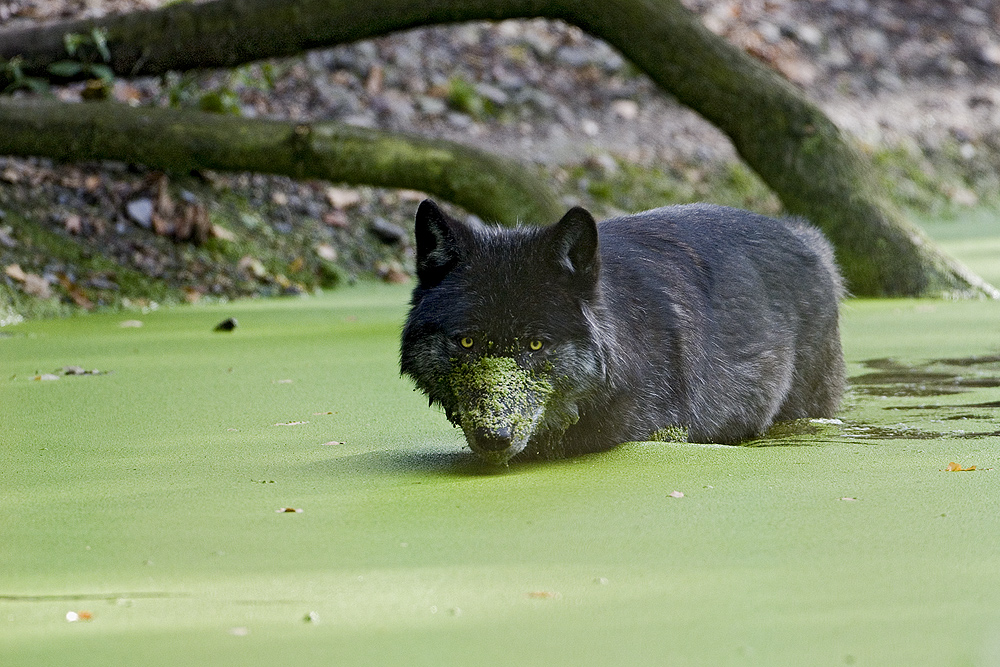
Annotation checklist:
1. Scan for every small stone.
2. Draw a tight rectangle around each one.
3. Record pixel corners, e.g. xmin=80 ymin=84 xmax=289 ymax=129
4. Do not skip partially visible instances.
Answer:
xmin=214 ymin=317 xmax=238 ymax=332
xmin=610 ymin=99 xmax=639 ymax=121
xmin=125 ymin=198 xmax=154 ymax=229
xmin=369 ymin=218 xmax=408 ymax=245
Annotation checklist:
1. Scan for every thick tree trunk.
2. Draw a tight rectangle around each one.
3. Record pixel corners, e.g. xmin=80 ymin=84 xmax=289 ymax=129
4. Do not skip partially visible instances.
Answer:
xmin=1 ymin=0 xmax=995 ymax=296
xmin=0 ymin=98 xmax=562 ymax=225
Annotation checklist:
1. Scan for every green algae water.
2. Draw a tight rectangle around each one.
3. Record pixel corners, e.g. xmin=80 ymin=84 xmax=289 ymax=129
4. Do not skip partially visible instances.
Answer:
xmin=2 ymin=218 xmax=1000 ymax=666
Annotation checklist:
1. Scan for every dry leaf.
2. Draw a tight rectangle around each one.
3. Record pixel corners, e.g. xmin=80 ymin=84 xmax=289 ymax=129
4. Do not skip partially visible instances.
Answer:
xmin=528 ymin=591 xmax=560 ymax=599
xmin=668 ymin=491 xmax=684 ymax=498
xmin=276 ymin=507 xmax=303 ymax=513
xmin=946 ymin=461 xmax=977 ymax=472
xmin=275 ymin=421 xmax=308 ymax=426
xmin=320 ymin=441 xmax=345 ymax=446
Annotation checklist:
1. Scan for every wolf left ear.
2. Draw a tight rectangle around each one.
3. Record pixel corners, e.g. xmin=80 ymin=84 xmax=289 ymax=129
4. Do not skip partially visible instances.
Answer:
xmin=414 ymin=199 xmax=464 ymax=287
xmin=550 ymin=206 xmax=600 ymax=286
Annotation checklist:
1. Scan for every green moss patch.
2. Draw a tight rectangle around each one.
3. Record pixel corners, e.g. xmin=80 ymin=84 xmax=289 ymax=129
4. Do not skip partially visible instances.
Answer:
xmin=447 ymin=355 xmax=553 ymax=450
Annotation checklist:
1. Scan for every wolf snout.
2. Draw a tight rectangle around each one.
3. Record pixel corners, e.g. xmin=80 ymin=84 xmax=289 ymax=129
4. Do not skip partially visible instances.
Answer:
xmin=472 ymin=425 xmax=513 ymax=452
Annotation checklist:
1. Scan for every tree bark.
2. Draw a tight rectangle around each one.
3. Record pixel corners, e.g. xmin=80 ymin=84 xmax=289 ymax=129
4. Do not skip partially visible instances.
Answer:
xmin=1 ymin=0 xmax=995 ymax=296
xmin=0 ymin=98 xmax=562 ymax=225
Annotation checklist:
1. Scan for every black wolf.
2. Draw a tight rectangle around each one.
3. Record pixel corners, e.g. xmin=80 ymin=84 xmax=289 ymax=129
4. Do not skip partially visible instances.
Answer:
xmin=400 ymin=199 xmax=845 ymax=465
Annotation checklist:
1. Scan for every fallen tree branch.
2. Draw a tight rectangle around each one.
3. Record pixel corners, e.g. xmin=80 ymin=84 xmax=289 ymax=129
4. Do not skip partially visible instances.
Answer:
xmin=0 ymin=97 xmax=563 ymax=225
xmin=1 ymin=0 xmax=995 ymax=296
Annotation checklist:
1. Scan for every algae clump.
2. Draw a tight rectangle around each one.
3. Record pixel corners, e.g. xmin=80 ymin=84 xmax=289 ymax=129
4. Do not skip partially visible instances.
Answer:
xmin=447 ymin=356 xmax=554 ymax=456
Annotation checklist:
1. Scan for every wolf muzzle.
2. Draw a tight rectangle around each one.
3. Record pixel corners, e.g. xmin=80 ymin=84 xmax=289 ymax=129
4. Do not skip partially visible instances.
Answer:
xmin=448 ymin=356 xmax=553 ymax=464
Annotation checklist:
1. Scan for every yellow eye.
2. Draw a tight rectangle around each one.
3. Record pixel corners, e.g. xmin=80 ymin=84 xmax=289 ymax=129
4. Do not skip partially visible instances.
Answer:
xmin=460 ymin=336 xmax=474 ymax=349
xmin=529 ymin=339 xmax=543 ymax=351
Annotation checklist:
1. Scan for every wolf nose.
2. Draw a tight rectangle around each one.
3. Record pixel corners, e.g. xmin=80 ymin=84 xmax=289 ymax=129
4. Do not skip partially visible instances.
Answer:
xmin=473 ymin=426 xmax=513 ymax=452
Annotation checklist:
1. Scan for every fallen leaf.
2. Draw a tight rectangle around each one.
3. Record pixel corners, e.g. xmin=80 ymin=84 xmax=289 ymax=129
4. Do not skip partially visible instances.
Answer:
xmin=839 ymin=497 xmax=858 ymax=502
xmin=276 ymin=507 xmax=303 ymax=513
xmin=527 ymin=591 xmax=561 ymax=599
xmin=34 ymin=374 xmax=60 ymax=381
xmin=668 ymin=491 xmax=684 ymax=498
xmin=275 ymin=421 xmax=308 ymax=426
xmin=66 ymin=610 xmax=92 ymax=622
xmin=946 ymin=461 xmax=977 ymax=472
xmin=320 ymin=441 xmax=345 ymax=446
xmin=183 ymin=287 xmax=202 ymax=304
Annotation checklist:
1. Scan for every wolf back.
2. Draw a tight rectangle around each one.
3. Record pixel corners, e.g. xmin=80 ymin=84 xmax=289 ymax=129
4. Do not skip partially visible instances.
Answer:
xmin=400 ymin=199 xmax=845 ymax=464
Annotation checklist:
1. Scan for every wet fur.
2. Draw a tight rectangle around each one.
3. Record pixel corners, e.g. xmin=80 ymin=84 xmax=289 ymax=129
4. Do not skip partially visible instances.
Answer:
xmin=400 ymin=200 xmax=845 ymax=462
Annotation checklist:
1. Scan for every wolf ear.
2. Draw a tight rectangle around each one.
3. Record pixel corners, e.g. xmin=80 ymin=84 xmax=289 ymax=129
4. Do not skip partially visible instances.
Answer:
xmin=549 ymin=206 xmax=600 ymax=287
xmin=414 ymin=199 xmax=464 ymax=287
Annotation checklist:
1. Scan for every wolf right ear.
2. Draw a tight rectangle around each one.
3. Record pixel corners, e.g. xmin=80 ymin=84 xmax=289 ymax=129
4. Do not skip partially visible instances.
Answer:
xmin=414 ymin=199 xmax=464 ymax=287
xmin=549 ymin=206 xmax=600 ymax=286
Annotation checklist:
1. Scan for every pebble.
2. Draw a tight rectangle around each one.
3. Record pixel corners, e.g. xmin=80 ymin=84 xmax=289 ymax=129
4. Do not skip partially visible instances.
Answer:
xmin=125 ymin=198 xmax=154 ymax=229
xmin=368 ymin=218 xmax=409 ymax=245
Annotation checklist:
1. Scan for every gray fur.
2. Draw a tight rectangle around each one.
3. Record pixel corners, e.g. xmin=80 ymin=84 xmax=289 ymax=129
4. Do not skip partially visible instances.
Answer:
xmin=400 ymin=200 xmax=845 ymax=464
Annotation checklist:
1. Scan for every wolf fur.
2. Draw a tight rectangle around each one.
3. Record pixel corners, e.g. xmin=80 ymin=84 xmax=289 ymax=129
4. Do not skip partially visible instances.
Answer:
xmin=400 ymin=199 xmax=845 ymax=464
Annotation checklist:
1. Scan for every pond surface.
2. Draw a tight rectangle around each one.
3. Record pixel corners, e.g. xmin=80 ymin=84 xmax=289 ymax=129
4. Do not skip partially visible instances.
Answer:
xmin=2 ymin=215 xmax=1000 ymax=665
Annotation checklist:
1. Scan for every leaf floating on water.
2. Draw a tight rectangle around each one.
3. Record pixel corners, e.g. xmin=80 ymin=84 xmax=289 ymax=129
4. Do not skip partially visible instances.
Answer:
xmin=34 ymin=374 xmax=60 ymax=381
xmin=276 ymin=507 xmax=303 ymax=513
xmin=320 ymin=441 xmax=345 ymax=446
xmin=275 ymin=421 xmax=309 ymax=426
xmin=668 ymin=490 xmax=685 ymax=498
xmin=839 ymin=497 xmax=858 ymax=502
xmin=945 ymin=461 xmax=977 ymax=472
xmin=66 ymin=610 xmax=93 ymax=622
xmin=527 ymin=591 xmax=561 ymax=600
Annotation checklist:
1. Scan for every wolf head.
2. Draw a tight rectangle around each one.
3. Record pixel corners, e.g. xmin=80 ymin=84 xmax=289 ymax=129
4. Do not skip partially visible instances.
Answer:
xmin=400 ymin=200 xmax=606 ymax=464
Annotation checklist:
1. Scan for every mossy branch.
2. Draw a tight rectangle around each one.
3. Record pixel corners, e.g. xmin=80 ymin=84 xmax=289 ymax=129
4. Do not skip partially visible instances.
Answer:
xmin=0 ymin=97 xmax=562 ymax=225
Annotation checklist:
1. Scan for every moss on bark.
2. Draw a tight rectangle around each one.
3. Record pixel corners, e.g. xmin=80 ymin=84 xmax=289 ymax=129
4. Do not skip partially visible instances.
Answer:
xmin=0 ymin=98 xmax=561 ymax=225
